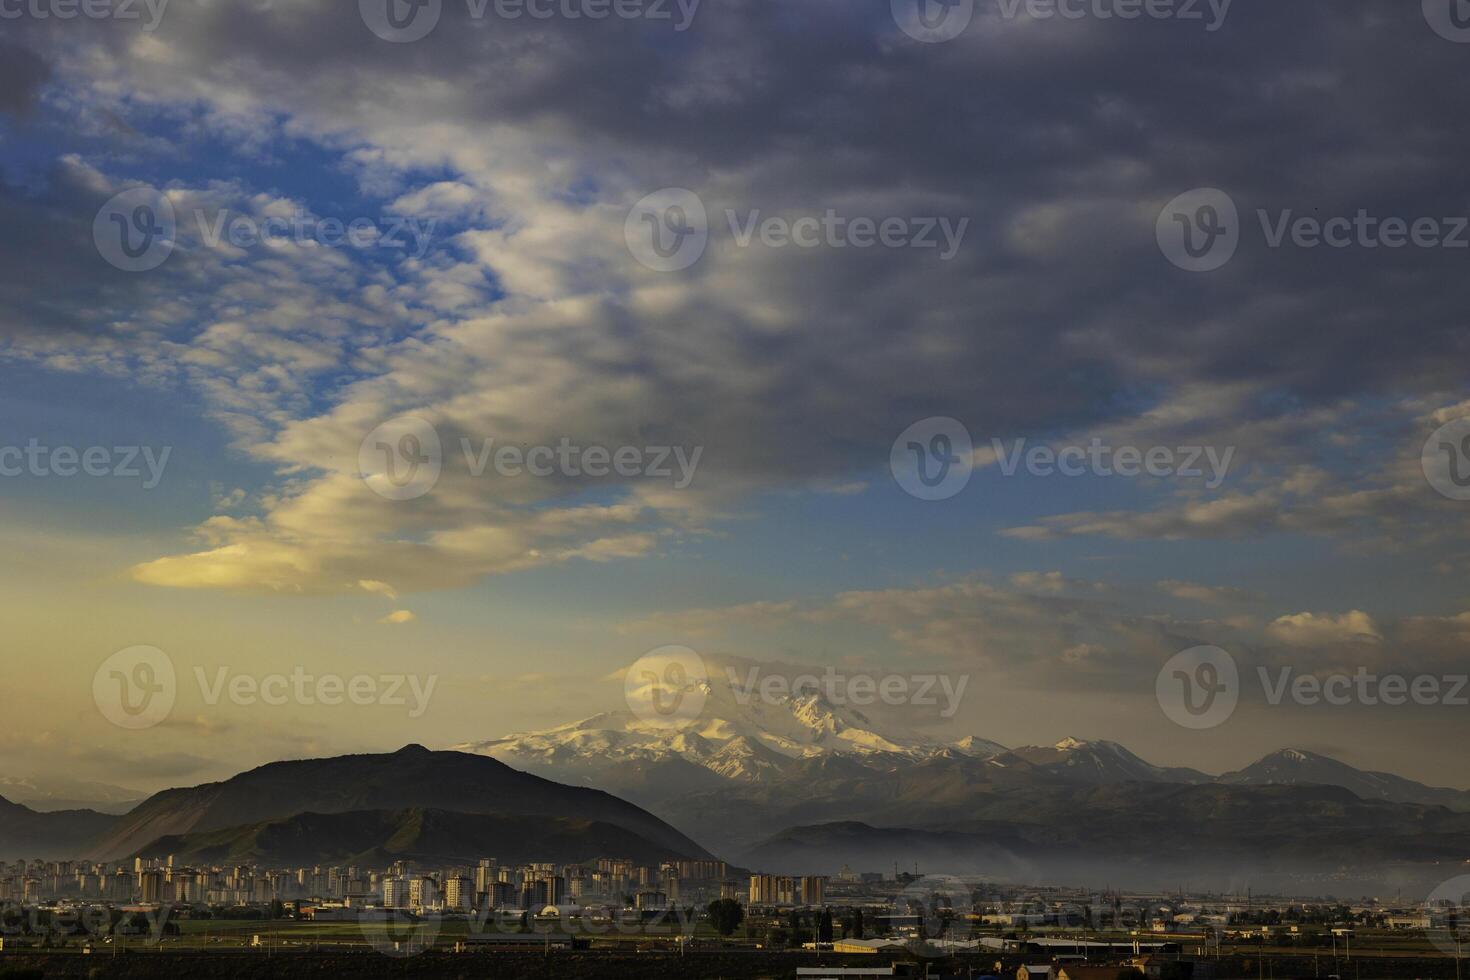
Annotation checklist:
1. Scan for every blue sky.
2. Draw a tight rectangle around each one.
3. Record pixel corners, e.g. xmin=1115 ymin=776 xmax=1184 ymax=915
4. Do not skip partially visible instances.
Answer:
xmin=1 ymin=0 xmax=1469 ymax=793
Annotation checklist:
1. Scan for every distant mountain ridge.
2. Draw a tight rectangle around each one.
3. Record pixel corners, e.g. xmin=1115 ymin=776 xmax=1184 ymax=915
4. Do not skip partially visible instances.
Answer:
xmin=741 ymin=780 xmax=1470 ymax=892
xmin=1219 ymin=748 xmax=1470 ymax=809
xmin=0 ymin=795 xmax=117 ymax=859
xmin=0 ymin=776 xmax=142 ymax=815
xmin=463 ymin=666 xmax=1470 ymax=868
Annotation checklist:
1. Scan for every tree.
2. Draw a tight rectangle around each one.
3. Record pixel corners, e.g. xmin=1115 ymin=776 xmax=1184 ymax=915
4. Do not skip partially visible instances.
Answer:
xmin=707 ymin=898 xmax=745 ymax=937
xmin=818 ymin=909 xmax=834 ymax=943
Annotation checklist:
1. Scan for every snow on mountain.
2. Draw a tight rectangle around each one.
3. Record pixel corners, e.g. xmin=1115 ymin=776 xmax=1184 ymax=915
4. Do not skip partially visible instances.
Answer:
xmin=458 ymin=655 xmax=1005 ymax=784
xmin=951 ymin=735 xmax=1009 ymax=757
xmin=1000 ymin=737 xmax=1212 ymax=784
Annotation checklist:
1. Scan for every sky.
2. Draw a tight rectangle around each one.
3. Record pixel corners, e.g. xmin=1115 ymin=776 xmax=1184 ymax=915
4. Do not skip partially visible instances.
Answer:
xmin=1 ymin=0 xmax=1469 ymax=797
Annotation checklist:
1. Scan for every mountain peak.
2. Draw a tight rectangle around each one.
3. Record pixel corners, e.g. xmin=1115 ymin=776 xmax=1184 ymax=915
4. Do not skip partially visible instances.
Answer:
xmin=394 ymin=743 xmax=433 ymax=756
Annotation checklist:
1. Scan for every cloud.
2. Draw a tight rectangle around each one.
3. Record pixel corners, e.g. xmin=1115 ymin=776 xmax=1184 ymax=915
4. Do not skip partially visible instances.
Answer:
xmin=4 ymin=0 xmax=1470 ymax=598
xmin=359 ymin=579 xmax=399 ymax=601
xmin=1157 ymin=580 xmax=1263 ymax=604
xmin=379 ymin=609 xmax=417 ymax=625
xmin=619 ymin=600 xmax=801 ymax=636
xmin=1266 ymin=610 xmax=1383 ymax=648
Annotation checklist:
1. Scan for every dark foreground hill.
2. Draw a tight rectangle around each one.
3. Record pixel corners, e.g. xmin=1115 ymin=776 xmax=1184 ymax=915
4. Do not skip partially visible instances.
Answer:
xmin=132 ymin=807 xmax=696 ymax=867
xmin=86 ymin=745 xmax=710 ymax=861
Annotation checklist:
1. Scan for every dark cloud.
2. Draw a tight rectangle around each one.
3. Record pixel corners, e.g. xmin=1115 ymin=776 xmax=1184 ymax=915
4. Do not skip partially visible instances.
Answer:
xmin=0 ymin=41 xmax=49 ymax=116
xmin=3 ymin=0 xmax=1469 ymax=589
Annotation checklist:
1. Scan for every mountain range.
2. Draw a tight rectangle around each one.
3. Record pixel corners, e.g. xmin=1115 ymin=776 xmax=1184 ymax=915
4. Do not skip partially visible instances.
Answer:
xmin=458 ymin=658 xmax=1470 ymax=890
xmin=6 ymin=663 xmax=1470 ymax=896
xmin=0 ymin=776 xmax=142 ymax=815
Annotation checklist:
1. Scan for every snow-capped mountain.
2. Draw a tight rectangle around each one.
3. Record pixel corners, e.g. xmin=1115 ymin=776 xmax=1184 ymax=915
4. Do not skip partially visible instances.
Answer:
xmin=458 ymin=664 xmax=1470 ymax=857
xmin=998 ymin=737 xmax=1212 ymax=785
xmin=460 ymin=656 xmax=995 ymax=785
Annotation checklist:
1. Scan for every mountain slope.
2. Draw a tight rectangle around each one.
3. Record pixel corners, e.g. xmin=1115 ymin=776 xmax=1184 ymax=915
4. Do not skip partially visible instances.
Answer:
xmin=134 ymin=808 xmax=694 ymax=868
xmin=0 ymin=795 xmax=118 ymax=860
xmin=743 ymin=782 xmax=1470 ymax=891
xmin=88 ymin=745 xmax=711 ymax=862
xmin=460 ymin=654 xmax=1005 ymax=812
xmin=1220 ymin=748 xmax=1470 ymax=809
xmin=998 ymin=737 xmax=1212 ymax=785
